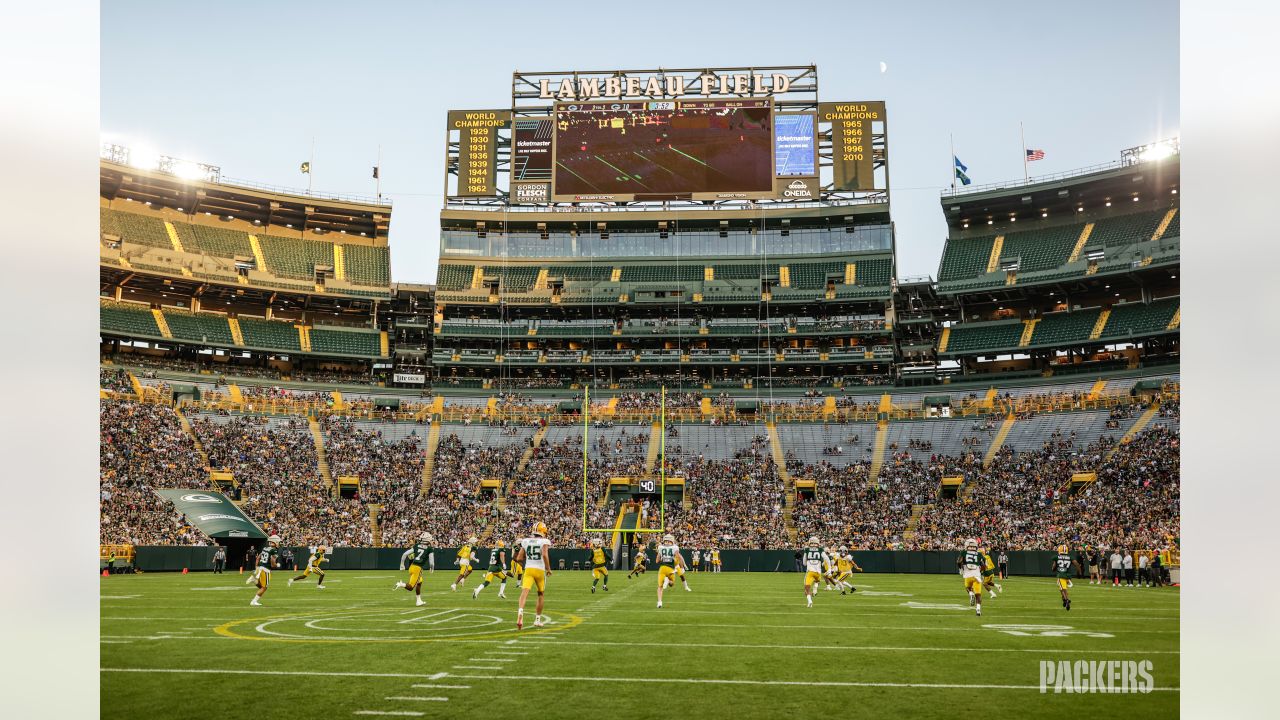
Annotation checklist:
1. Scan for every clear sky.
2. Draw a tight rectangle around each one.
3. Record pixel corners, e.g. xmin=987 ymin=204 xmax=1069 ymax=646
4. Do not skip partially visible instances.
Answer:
xmin=101 ymin=1 xmax=1178 ymax=284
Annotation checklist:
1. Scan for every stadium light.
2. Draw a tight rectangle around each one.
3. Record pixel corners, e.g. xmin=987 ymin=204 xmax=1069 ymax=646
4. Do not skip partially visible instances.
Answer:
xmin=1133 ymin=196 xmax=1140 ymax=202
xmin=1171 ymin=189 xmax=1178 ymax=195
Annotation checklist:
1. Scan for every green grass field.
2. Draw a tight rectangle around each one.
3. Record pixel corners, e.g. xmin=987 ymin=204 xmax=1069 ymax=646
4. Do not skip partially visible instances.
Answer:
xmin=100 ymin=570 xmax=1179 ymax=718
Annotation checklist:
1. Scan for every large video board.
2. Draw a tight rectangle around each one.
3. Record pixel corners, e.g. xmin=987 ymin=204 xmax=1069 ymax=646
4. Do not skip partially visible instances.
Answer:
xmin=552 ymin=98 xmax=774 ymax=201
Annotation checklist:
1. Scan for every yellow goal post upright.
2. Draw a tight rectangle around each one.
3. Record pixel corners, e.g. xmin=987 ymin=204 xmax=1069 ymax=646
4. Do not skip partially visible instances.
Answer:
xmin=581 ymin=385 xmax=666 ymax=534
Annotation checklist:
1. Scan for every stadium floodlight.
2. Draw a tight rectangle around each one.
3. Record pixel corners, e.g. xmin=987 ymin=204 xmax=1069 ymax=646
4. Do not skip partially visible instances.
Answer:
xmin=1121 ymin=137 xmax=1179 ymax=166
xmin=129 ymin=145 xmax=159 ymax=171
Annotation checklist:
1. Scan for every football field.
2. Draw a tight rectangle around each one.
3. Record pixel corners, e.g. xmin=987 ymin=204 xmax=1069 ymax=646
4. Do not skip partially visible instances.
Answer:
xmin=100 ymin=570 xmax=1179 ymax=718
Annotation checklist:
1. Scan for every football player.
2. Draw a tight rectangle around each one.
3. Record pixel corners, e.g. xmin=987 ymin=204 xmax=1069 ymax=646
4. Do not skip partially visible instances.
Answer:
xmin=801 ymin=536 xmax=829 ymax=607
xmin=288 ymin=544 xmax=328 ymax=589
xmin=980 ymin=544 xmax=1003 ymax=598
xmin=515 ymin=522 xmax=553 ymax=630
xmin=451 ymin=536 xmax=479 ymax=591
xmin=627 ymin=545 xmax=648 ymax=579
xmin=395 ymin=532 xmax=434 ymax=607
xmin=249 ymin=534 xmax=281 ymax=606
xmin=589 ymin=537 xmax=610 ymax=593
xmin=711 ymin=547 xmax=722 ymax=573
xmin=655 ymin=534 xmax=689 ymax=608
xmin=1053 ymin=543 xmax=1074 ymax=611
xmin=960 ymin=538 xmax=985 ymax=616
xmin=834 ymin=545 xmax=863 ymax=594
xmin=473 ymin=540 xmax=509 ymax=599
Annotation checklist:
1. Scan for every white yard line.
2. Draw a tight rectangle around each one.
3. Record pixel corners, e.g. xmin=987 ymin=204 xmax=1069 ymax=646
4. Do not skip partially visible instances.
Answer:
xmin=353 ymin=711 xmax=423 ymax=716
xmin=514 ymin=638 xmax=1180 ymax=654
xmin=409 ymin=684 xmax=471 ymax=690
xmin=384 ymin=696 xmax=448 ymax=702
xmin=451 ymin=665 xmax=503 ymax=670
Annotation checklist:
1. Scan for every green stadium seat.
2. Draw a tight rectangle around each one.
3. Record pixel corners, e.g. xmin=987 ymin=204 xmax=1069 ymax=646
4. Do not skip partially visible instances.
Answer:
xmin=1029 ymin=308 xmax=1101 ymax=347
xmin=937 ymin=235 xmax=996 ymax=282
xmin=100 ymin=300 xmax=161 ymax=337
xmin=789 ymin=261 xmax=843 ymax=289
xmin=344 ymin=245 xmax=391 ymax=286
xmin=549 ymin=264 xmax=612 ymax=281
xmin=622 ymin=264 xmax=705 ymax=283
xmin=238 ymin=317 xmax=302 ymax=351
xmin=1090 ymin=209 xmax=1169 ymax=248
xmin=1099 ymin=298 xmax=1179 ymax=339
xmin=852 ymin=258 xmax=892 ymax=287
xmin=487 ymin=266 xmax=539 ymax=292
xmin=437 ymin=264 xmax=474 ymax=291
xmin=163 ymin=310 xmax=234 ymax=345
xmin=999 ymin=224 xmax=1080 ymax=272
xmin=258 ymin=234 xmax=335 ymax=280
xmin=310 ymin=328 xmax=382 ymax=357
xmin=102 ymin=208 xmax=171 ymax=250
xmin=173 ymin=221 xmax=253 ymax=258
xmin=712 ymin=263 xmax=778 ymax=280
xmin=943 ymin=321 xmax=1023 ymax=354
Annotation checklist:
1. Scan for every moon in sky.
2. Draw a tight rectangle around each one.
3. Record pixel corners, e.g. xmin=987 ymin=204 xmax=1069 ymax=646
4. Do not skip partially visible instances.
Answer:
xmin=879 ymin=61 xmax=887 ymax=73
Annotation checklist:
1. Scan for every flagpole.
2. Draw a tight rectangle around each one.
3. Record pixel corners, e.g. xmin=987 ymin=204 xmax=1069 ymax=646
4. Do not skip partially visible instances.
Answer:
xmin=308 ymin=136 xmax=315 ymax=195
xmin=376 ymin=144 xmax=382 ymax=200
xmin=950 ymin=133 xmax=956 ymax=196
xmin=1020 ymin=122 xmax=1028 ymax=183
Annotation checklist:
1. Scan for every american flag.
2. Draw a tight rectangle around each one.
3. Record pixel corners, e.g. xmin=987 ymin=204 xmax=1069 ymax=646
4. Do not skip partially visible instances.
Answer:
xmin=1026 ymin=148 xmax=1045 ymax=161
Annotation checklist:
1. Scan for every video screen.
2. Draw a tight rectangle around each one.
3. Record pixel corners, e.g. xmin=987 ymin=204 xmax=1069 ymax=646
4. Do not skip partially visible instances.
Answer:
xmin=774 ymin=113 xmax=816 ymax=176
xmin=554 ymin=99 xmax=773 ymax=197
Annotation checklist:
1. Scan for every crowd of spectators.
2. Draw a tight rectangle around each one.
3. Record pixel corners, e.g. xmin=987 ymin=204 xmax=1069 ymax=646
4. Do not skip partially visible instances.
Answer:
xmin=99 ymin=399 xmax=211 ymax=545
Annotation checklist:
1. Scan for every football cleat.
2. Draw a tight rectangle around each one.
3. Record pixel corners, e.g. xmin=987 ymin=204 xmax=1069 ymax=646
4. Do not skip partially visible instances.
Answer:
xmin=287 ymin=579 xmax=294 ymax=587
xmin=394 ymin=581 xmax=406 ymax=590
xmin=316 ymin=584 xmax=325 ymax=590
xmin=450 ymin=583 xmax=457 ymax=591
xmin=415 ymin=597 xmax=425 ymax=607
xmin=250 ymin=598 xmax=261 ymax=606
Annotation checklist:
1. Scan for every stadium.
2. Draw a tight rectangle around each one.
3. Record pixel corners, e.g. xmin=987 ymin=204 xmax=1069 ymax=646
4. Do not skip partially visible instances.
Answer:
xmin=98 ymin=62 xmax=1181 ymax=717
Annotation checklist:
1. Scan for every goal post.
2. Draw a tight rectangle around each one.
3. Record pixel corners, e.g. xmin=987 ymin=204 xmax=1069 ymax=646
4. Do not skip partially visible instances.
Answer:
xmin=581 ymin=385 xmax=666 ymax=534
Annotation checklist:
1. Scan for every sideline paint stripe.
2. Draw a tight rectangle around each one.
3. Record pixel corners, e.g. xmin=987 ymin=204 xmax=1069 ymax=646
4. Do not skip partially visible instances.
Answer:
xmin=384 ymin=696 xmax=448 ymax=702
xmin=446 ymin=672 xmax=1180 ymax=692
xmin=514 ymin=638 xmax=1179 ymax=654
xmin=410 ymin=684 xmax=471 ymax=690
xmin=353 ymin=712 xmax=423 ymax=717
xmin=103 ymin=668 xmax=448 ymax=680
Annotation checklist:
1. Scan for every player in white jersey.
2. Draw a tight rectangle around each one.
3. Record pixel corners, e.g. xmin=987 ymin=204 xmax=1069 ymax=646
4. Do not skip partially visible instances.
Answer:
xmin=515 ymin=522 xmax=553 ymax=630
xmin=655 ymin=534 xmax=688 ymax=608
xmin=959 ymin=538 xmax=985 ymax=616
xmin=801 ymin=536 xmax=831 ymax=607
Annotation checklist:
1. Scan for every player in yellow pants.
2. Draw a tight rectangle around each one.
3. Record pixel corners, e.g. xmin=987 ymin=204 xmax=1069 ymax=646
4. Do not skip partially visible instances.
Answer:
xmin=960 ymin=538 xmax=984 ymax=617
xmin=589 ymin=538 xmax=610 ymax=593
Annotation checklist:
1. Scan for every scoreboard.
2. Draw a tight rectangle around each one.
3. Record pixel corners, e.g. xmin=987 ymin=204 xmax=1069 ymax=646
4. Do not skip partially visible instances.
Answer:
xmin=443 ymin=67 xmax=886 ymax=204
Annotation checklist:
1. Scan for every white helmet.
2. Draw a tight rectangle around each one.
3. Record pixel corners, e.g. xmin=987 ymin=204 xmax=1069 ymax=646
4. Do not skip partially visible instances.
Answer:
xmin=808 ymin=536 xmax=820 ymax=547
xmin=591 ymin=537 xmax=602 ymax=547
xmin=268 ymin=534 xmax=281 ymax=545
xmin=964 ymin=538 xmax=978 ymax=550
xmin=468 ymin=535 xmax=478 ymax=544
xmin=663 ymin=534 xmax=675 ymax=544
xmin=419 ymin=532 xmax=432 ymax=543
xmin=839 ymin=545 xmax=849 ymax=553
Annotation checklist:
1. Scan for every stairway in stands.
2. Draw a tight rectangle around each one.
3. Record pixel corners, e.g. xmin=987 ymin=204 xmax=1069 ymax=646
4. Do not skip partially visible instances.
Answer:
xmin=765 ymin=421 xmax=797 ymax=544
xmin=419 ymin=422 xmax=442 ymax=496
xmin=1106 ymin=400 xmax=1162 ymax=460
xmin=903 ymin=503 xmax=931 ymax=542
xmin=983 ymin=415 xmax=1017 ymax=469
xmin=504 ymin=425 xmax=549 ymax=510
xmin=368 ymin=504 xmax=382 ymax=547
xmin=644 ymin=421 xmax=663 ymax=475
xmin=308 ymin=417 xmax=334 ymax=491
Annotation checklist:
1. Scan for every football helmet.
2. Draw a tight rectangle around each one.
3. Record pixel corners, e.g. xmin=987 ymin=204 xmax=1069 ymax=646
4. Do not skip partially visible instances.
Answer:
xmin=419 ymin=531 xmax=432 ymax=543
xmin=496 ymin=540 xmax=505 ymax=548
xmin=268 ymin=534 xmax=281 ymax=545
xmin=808 ymin=536 xmax=820 ymax=547
xmin=591 ymin=538 xmax=602 ymax=548
xmin=533 ymin=522 xmax=548 ymax=537
xmin=1057 ymin=543 xmax=1068 ymax=553
xmin=468 ymin=535 xmax=478 ymax=544
xmin=662 ymin=534 xmax=675 ymax=544
xmin=964 ymin=538 xmax=978 ymax=550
